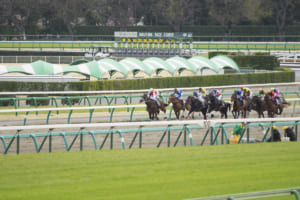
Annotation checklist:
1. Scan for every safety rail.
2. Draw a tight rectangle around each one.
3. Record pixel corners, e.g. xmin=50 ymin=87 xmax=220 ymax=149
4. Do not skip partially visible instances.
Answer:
xmin=1 ymin=82 xmax=300 ymax=96
xmin=0 ymin=117 xmax=299 ymax=154
xmin=193 ymin=42 xmax=300 ymax=51
xmin=1 ymin=97 xmax=300 ymax=126
xmin=1 ymin=82 xmax=300 ymax=110
xmin=185 ymin=187 xmax=300 ymax=200
xmin=1 ymin=40 xmax=300 ymax=51
xmin=0 ymin=105 xmax=147 ymax=125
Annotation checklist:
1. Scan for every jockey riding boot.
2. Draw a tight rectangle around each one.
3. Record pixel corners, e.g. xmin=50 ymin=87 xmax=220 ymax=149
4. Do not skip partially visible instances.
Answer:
xmin=180 ymin=99 xmax=184 ymax=106
xmin=154 ymin=100 xmax=159 ymax=108
xmin=156 ymin=100 xmax=161 ymax=107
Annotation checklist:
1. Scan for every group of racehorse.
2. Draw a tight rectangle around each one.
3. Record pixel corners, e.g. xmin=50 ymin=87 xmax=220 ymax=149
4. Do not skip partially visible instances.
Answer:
xmin=140 ymin=91 xmax=290 ymax=120
xmin=231 ymin=92 xmax=290 ymax=119
xmin=140 ymin=92 xmax=231 ymax=120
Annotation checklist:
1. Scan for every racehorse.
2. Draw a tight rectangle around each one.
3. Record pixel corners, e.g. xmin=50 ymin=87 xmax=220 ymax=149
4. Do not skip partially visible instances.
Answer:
xmin=264 ymin=94 xmax=289 ymax=117
xmin=251 ymin=95 xmax=266 ymax=118
xmin=231 ymin=93 xmax=243 ymax=119
xmin=185 ymin=96 xmax=208 ymax=120
xmin=207 ymin=93 xmax=231 ymax=119
xmin=241 ymin=96 xmax=252 ymax=118
xmin=264 ymin=94 xmax=279 ymax=117
xmin=140 ymin=94 xmax=159 ymax=120
xmin=168 ymin=94 xmax=185 ymax=120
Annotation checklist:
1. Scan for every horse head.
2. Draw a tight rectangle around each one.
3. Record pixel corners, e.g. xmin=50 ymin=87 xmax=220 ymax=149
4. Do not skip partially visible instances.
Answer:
xmin=185 ymin=96 xmax=193 ymax=105
xmin=140 ymin=93 xmax=148 ymax=103
xmin=168 ymin=94 xmax=176 ymax=104
xmin=231 ymin=93 xmax=237 ymax=102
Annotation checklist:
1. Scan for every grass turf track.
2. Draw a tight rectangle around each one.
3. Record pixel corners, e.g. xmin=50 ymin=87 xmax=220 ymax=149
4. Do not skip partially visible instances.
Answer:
xmin=0 ymin=142 xmax=299 ymax=200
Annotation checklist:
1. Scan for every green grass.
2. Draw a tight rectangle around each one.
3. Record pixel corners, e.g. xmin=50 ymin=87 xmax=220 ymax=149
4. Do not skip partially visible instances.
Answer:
xmin=0 ymin=142 xmax=300 ymax=200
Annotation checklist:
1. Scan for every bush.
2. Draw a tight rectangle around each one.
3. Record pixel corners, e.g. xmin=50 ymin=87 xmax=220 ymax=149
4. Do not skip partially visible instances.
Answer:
xmin=230 ymin=55 xmax=280 ymax=70
xmin=0 ymin=71 xmax=294 ymax=92
xmin=26 ymin=94 xmax=50 ymax=106
xmin=0 ymin=95 xmax=16 ymax=106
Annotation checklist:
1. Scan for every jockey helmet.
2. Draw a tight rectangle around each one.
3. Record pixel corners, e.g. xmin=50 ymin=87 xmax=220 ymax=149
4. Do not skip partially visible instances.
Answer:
xmin=274 ymin=88 xmax=278 ymax=92
xmin=267 ymin=90 xmax=271 ymax=94
xmin=241 ymin=87 xmax=244 ymax=90
xmin=272 ymin=125 xmax=277 ymax=130
xmin=271 ymin=88 xmax=274 ymax=91
xmin=234 ymin=89 xmax=237 ymax=93
xmin=259 ymin=88 xmax=263 ymax=92
xmin=237 ymin=90 xmax=242 ymax=95
xmin=272 ymin=91 xmax=274 ymax=95
xmin=174 ymin=88 xmax=178 ymax=92
xmin=283 ymin=126 xmax=288 ymax=130
xmin=149 ymin=88 xmax=153 ymax=92
xmin=213 ymin=89 xmax=217 ymax=93
xmin=193 ymin=90 xmax=197 ymax=95
xmin=199 ymin=87 xmax=202 ymax=92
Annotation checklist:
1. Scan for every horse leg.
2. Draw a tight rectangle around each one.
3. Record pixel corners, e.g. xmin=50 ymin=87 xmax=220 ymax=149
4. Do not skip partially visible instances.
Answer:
xmin=192 ymin=112 xmax=195 ymax=119
xmin=186 ymin=110 xmax=193 ymax=119
xmin=202 ymin=110 xmax=207 ymax=120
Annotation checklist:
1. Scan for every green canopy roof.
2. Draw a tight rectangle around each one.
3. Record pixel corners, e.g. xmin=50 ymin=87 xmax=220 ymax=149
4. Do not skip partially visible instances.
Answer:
xmin=188 ymin=56 xmax=220 ymax=73
xmin=210 ymin=56 xmax=240 ymax=72
xmin=143 ymin=57 xmax=175 ymax=76
xmin=166 ymin=56 xmax=198 ymax=74
xmin=120 ymin=58 xmax=152 ymax=77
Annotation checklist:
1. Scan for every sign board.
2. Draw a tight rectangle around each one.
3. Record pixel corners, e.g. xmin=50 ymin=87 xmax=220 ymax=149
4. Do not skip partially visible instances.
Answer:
xmin=114 ymin=32 xmax=193 ymax=43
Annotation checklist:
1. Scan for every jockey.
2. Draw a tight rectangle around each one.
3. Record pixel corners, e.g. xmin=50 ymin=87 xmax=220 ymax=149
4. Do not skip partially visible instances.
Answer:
xmin=242 ymin=87 xmax=252 ymax=99
xmin=173 ymin=88 xmax=184 ymax=105
xmin=271 ymin=88 xmax=280 ymax=104
xmin=236 ymin=90 xmax=243 ymax=102
xmin=211 ymin=88 xmax=222 ymax=100
xmin=258 ymin=88 xmax=265 ymax=100
xmin=147 ymin=88 xmax=160 ymax=106
xmin=197 ymin=87 xmax=206 ymax=102
xmin=199 ymin=87 xmax=206 ymax=96
xmin=193 ymin=90 xmax=200 ymax=101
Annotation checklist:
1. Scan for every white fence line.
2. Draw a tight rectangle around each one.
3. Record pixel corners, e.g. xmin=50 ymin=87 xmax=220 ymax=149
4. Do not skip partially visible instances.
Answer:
xmin=0 ymin=104 xmax=146 ymax=113
xmin=0 ymin=82 xmax=300 ymax=96
xmin=1 ymin=117 xmax=300 ymax=131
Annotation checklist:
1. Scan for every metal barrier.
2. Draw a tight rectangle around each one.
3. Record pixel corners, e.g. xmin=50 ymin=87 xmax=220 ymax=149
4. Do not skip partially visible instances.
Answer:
xmin=1 ymin=40 xmax=300 ymax=51
xmin=0 ymin=117 xmax=299 ymax=154
xmin=1 ymin=82 xmax=300 ymax=109
xmin=185 ymin=187 xmax=300 ymax=200
xmin=0 ymin=105 xmax=147 ymax=124
xmin=1 ymin=97 xmax=300 ymax=125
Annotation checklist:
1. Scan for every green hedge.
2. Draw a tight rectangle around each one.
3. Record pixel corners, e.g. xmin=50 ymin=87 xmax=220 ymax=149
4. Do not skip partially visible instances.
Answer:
xmin=0 ymin=71 xmax=294 ymax=92
xmin=230 ymin=55 xmax=280 ymax=70
xmin=208 ymin=52 xmax=279 ymax=70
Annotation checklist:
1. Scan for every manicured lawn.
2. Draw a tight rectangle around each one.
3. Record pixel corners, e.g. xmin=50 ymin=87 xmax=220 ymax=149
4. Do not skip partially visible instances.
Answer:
xmin=0 ymin=142 xmax=299 ymax=200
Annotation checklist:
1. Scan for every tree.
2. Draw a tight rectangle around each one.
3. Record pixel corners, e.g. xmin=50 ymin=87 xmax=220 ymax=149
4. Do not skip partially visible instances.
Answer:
xmin=0 ymin=0 xmax=42 ymax=38
xmin=153 ymin=0 xmax=195 ymax=31
xmin=208 ymin=0 xmax=246 ymax=36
